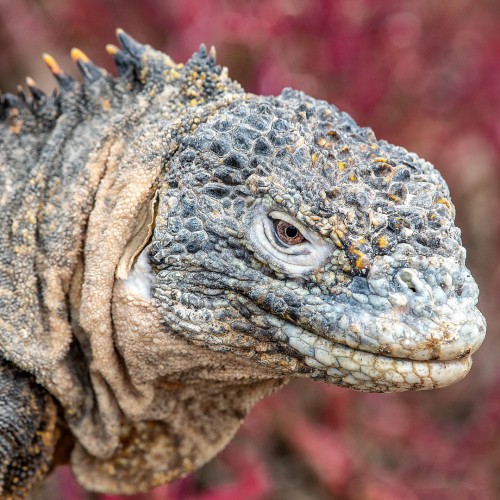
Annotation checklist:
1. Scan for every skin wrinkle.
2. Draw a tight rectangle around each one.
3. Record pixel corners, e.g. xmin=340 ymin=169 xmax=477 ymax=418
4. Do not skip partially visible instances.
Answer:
xmin=0 ymin=32 xmax=486 ymax=496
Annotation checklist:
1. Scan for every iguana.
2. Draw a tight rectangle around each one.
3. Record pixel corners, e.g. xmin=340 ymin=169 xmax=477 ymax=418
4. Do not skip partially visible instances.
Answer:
xmin=0 ymin=30 xmax=486 ymax=497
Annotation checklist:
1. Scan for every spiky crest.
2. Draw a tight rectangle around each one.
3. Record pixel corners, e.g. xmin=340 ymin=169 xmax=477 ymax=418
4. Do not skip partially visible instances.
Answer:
xmin=0 ymin=30 xmax=241 ymax=127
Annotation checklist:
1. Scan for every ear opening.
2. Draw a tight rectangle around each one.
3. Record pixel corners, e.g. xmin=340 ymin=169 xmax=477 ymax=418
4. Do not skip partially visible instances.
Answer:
xmin=116 ymin=190 xmax=158 ymax=281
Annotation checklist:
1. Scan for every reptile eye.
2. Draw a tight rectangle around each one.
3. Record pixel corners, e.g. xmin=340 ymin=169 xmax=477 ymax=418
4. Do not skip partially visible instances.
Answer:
xmin=274 ymin=220 xmax=305 ymax=245
xmin=250 ymin=208 xmax=332 ymax=275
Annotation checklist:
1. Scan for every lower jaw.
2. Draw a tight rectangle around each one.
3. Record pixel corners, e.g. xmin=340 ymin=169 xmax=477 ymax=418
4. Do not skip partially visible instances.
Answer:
xmin=318 ymin=351 xmax=472 ymax=393
xmin=280 ymin=323 xmax=473 ymax=393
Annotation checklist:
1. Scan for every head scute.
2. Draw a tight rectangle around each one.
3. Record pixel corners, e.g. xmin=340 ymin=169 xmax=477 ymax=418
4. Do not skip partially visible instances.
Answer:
xmin=194 ymin=43 xmax=217 ymax=68
xmin=175 ymin=42 xmax=242 ymax=106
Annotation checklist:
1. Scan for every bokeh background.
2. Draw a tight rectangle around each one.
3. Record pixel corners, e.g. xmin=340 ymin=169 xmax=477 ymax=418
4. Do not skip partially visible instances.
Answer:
xmin=1 ymin=0 xmax=500 ymax=498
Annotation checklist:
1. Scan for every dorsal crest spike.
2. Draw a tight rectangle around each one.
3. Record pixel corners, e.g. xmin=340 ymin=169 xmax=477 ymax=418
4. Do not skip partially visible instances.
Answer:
xmin=105 ymin=44 xmax=120 ymax=56
xmin=26 ymin=77 xmax=46 ymax=101
xmin=71 ymin=47 xmax=105 ymax=84
xmin=105 ymin=43 xmax=136 ymax=79
xmin=42 ymin=53 xmax=77 ymax=92
xmin=70 ymin=48 xmax=90 ymax=64
xmin=197 ymin=43 xmax=208 ymax=59
xmin=2 ymin=92 xmax=25 ymax=110
xmin=16 ymin=85 xmax=27 ymax=102
xmin=208 ymin=46 xmax=217 ymax=64
xmin=116 ymin=28 xmax=145 ymax=59
xmin=42 ymin=53 xmax=63 ymax=75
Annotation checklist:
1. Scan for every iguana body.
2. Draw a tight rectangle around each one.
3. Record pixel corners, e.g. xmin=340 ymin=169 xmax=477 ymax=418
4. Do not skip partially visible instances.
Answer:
xmin=0 ymin=31 xmax=486 ymax=497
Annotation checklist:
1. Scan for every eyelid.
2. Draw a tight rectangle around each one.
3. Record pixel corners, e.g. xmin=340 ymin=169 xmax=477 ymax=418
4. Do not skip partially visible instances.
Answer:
xmin=248 ymin=206 xmax=333 ymax=275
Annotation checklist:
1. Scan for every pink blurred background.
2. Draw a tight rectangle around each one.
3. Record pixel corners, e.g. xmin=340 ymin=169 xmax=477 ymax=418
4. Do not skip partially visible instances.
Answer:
xmin=1 ymin=1 xmax=500 ymax=498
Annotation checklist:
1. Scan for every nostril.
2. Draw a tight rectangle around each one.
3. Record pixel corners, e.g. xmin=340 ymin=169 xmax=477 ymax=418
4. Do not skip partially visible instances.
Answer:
xmin=397 ymin=268 xmax=423 ymax=294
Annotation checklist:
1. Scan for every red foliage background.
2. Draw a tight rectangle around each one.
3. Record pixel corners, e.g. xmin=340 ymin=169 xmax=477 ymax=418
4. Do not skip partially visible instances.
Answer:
xmin=1 ymin=1 xmax=500 ymax=498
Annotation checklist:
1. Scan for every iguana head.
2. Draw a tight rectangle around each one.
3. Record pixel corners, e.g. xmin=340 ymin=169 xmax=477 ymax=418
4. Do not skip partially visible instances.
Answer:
xmin=85 ymin=32 xmax=484 ymax=393
xmin=138 ymin=86 xmax=485 ymax=392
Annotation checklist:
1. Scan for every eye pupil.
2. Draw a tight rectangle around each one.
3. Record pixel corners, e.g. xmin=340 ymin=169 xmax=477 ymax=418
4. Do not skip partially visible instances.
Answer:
xmin=274 ymin=220 xmax=305 ymax=245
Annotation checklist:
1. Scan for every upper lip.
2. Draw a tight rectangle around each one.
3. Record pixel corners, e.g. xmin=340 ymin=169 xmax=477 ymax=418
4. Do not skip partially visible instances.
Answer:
xmin=283 ymin=295 xmax=486 ymax=363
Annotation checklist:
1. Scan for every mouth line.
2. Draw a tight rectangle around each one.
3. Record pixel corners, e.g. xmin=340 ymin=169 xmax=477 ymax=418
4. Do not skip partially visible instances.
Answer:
xmin=302 ymin=322 xmax=471 ymax=364
xmin=277 ymin=296 xmax=485 ymax=362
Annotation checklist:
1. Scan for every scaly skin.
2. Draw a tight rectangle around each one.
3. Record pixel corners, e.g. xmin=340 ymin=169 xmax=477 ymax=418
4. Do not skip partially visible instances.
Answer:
xmin=0 ymin=359 xmax=58 ymax=499
xmin=0 ymin=31 xmax=486 ymax=496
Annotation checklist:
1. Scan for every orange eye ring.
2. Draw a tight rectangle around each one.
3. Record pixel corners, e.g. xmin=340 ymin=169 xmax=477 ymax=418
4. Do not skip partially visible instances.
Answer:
xmin=274 ymin=220 xmax=305 ymax=245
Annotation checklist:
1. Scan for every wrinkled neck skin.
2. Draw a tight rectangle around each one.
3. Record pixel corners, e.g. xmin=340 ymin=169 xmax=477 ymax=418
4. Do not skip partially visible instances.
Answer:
xmin=71 ymin=126 xmax=287 ymax=492
xmin=70 ymin=98 xmax=291 ymax=492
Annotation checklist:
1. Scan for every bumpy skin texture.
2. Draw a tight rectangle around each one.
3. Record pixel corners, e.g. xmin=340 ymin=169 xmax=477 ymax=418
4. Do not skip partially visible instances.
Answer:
xmin=0 ymin=32 xmax=486 ymax=496
xmin=0 ymin=360 xmax=58 ymax=498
